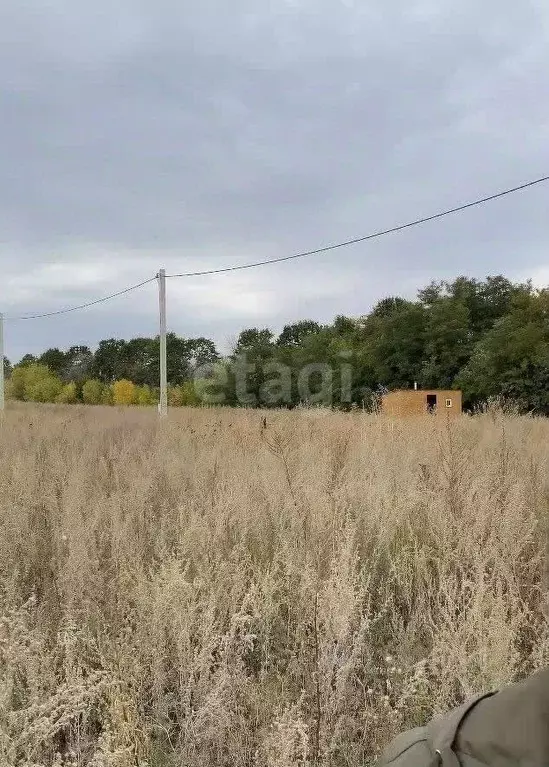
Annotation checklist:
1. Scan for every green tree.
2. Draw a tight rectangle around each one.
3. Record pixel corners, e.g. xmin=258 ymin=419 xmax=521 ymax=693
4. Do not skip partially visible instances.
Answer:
xmin=82 ymin=379 xmax=104 ymax=405
xmin=457 ymin=290 xmax=549 ymax=412
xmin=332 ymin=315 xmax=356 ymax=336
xmin=233 ymin=328 xmax=274 ymax=356
xmin=90 ymin=339 xmax=127 ymax=383
xmin=2 ymin=357 xmax=12 ymax=380
xmin=133 ymin=334 xmax=218 ymax=386
xmin=180 ymin=380 xmax=202 ymax=406
xmin=6 ymin=366 xmax=27 ymax=399
xmin=195 ymin=361 xmax=231 ymax=406
xmin=8 ymin=274 xmax=542 ymax=412
xmin=19 ymin=354 xmax=37 ymax=367
xmin=136 ymin=384 xmax=154 ymax=406
xmin=186 ymin=338 xmax=219 ymax=371
xmin=121 ymin=338 xmax=156 ymax=386
xmin=229 ymin=328 xmax=276 ymax=406
xmin=421 ymin=299 xmax=472 ymax=388
xmin=277 ymin=320 xmax=322 ymax=348
xmin=166 ymin=333 xmax=195 ymax=384
xmin=420 ymin=275 xmax=532 ymax=337
xmin=417 ymin=280 xmax=444 ymax=307
xmin=38 ymin=348 xmax=67 ymax=377
xmin=447 ymin=275 xmax=529 ymax=335
xmin=360 ymin=301 xmax=427 ymax=388
xmin=371 ymin=296 xmax=409 ymax=318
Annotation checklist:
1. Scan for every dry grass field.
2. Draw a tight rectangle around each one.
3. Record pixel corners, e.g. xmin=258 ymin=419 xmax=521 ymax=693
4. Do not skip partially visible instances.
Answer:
xmin=1 ymin=405 xmax=549 ymax=767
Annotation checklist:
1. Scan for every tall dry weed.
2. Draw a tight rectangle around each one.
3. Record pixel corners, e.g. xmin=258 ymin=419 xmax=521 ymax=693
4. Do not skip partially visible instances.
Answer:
xmin=0 ymin=404 xmax=548 ymax=766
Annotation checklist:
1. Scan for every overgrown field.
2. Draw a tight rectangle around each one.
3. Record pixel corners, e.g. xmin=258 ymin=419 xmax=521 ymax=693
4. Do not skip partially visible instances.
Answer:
xmin=1 ymin=405 xmax=548 ymax=766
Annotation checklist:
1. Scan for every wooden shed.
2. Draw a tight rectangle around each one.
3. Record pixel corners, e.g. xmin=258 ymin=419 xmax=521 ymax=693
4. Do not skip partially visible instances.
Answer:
xmin=381 ymin=389 xmax=462 ymax=418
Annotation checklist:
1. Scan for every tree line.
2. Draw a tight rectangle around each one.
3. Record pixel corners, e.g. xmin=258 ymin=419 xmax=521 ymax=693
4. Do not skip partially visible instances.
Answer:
xmin=4 ymin=274 xmax=549 ymax=413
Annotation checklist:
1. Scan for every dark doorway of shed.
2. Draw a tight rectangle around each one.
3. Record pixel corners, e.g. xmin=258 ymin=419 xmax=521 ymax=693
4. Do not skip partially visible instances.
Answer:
xmin=426 ymin=394 xmax=437 ymax=413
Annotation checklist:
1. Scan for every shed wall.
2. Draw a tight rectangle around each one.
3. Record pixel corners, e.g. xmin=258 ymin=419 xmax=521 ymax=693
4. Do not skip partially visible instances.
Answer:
xmin=382 ymin=390 xmax=462 ymax=417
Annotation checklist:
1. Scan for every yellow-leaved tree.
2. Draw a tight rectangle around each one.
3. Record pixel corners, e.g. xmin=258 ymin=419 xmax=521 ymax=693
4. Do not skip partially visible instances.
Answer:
xmin=111 ymin=379 xmax=137 ymax=406
xmin=56 ymin=381 xmax=78 ymax=404
xmin=9 ymin=363 xmax=63 ymax=403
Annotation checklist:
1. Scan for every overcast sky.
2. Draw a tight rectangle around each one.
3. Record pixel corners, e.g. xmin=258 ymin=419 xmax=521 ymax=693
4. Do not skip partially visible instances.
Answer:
xmin=1 ymin=0 xmax=548 ymax=361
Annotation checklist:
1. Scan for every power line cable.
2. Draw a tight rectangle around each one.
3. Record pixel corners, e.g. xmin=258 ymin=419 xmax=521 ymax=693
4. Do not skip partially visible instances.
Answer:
xmin=4 ymin=276 xmax=157 ymax=321
xmin=166 ymin=174 xmax=549 ymax=278
xmin=2 ymin=174 xmax=547 ymax=320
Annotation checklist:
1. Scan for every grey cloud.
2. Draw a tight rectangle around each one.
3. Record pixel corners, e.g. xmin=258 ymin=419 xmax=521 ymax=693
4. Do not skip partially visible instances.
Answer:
xmin=0 ymin=0 xmax=548 ymax=360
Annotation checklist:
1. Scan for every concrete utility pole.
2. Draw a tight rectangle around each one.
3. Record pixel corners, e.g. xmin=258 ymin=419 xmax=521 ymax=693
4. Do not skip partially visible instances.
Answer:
xmin=158 ymin=269 xmax=168 ymax=418
xmin=0 ymin=313 xmax=4 ymax=412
